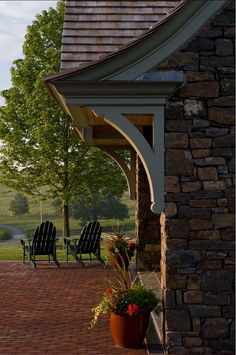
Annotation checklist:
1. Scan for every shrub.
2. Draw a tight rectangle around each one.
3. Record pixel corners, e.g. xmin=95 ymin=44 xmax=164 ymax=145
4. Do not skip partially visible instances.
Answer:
xmin=0 ymin=230 xmax=12 ymax=241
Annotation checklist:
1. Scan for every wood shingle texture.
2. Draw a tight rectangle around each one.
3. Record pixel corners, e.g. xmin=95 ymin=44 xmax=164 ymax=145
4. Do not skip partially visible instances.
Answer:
xmin=61 ymin=0 xmax=184 ymax=71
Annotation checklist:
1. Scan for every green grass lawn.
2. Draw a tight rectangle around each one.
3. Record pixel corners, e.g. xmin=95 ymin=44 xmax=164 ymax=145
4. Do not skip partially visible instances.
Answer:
xmin=0 ymin=241 xmax=107 ymax=262
xmin=0 ymin=244 xmax=24 ymax=260
xmin=0 ymin=186 xmax=135 ymax=260
xmin=0 ymin=215 xmax=135 ymax=260
xmin=0 ymin=184 xmax=135 ymax=235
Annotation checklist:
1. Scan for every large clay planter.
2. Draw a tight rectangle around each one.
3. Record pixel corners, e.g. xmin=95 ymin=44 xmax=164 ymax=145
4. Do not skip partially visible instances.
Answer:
xmin=109 ymin=312 xmax=150 ymax=348
xmin=109 ymin=252 xmax=130 ymax=270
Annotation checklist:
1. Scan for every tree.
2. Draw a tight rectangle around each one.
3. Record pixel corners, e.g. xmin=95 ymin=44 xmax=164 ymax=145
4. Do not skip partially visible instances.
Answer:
xmin=70 ymin=194 xmax=129 ymax=224
xmin=0 ymin=1 xmax=127 ymax=236
xmin=9 ymin=193 xmax=29 ymax=217
xmin=52 ymin=146 xmax=128 ymax=222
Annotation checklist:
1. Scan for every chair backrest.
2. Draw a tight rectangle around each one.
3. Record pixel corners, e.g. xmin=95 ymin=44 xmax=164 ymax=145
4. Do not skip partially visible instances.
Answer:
xmin=32 ymin=221 xmax=56 ymax=255
xmin=77 ymin=221 xmax=101 ymax=254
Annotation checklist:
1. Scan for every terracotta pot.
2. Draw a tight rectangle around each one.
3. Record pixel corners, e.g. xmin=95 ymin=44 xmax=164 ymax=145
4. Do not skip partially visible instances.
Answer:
xmin=109 ymin=312 xmax=150 ymax=348
xmin=109 ymin=252 xmax=130 ymax=270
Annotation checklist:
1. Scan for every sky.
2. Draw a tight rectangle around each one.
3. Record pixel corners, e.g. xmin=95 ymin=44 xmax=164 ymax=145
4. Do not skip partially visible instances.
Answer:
xmin=0 ymin=0 xmax=57 ymax=105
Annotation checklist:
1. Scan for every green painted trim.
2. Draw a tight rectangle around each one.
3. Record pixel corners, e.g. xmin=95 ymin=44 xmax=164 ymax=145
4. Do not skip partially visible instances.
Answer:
xmin=53 ymin=80 xmax=181 ymax=98
xmin=46 ymin=80 xmax=178 ymax=214
xmin=48 ymin=0 xmax=227 ymax=82
xmin=65 ymin=98 xmax=166 ymax=107
xmin=43 ymin=0 xmax=227 ymax=215
xmin=92 ymin=106 xmax=165 ymax=214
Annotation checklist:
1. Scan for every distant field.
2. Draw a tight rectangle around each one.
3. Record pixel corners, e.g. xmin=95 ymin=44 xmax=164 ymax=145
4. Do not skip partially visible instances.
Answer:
xmin=0 ymin=184 xmax=135 ymax=231
xmin=0 ymin=184 xmax=135 ymax=260
xmin=0 ymin=184 xmax=57 ymax=219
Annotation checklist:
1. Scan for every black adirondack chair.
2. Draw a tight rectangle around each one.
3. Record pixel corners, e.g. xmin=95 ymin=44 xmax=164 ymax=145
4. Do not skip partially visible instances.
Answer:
xmin=20 ymin=221 xmax=60 ymax=268
xmin=64 ymin=220 xmax=102 ymax=267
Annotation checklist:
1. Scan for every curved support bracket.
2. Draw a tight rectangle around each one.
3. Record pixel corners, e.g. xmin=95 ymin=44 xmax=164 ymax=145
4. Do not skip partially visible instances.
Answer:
xmin=91 ymin=106 xmax=164 ymax=214
xmin=102 ymin=148 xmax=136 ymax=200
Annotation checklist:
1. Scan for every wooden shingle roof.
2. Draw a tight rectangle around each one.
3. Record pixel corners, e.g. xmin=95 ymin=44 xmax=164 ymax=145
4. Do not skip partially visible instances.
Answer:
xmin=61 ymin=0 xmax=184 ymax=71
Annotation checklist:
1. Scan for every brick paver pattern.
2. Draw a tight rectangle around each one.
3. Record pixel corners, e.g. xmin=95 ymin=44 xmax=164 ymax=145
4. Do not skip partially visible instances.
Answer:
xmin=0 ymin=262 xmax=148 ymax=355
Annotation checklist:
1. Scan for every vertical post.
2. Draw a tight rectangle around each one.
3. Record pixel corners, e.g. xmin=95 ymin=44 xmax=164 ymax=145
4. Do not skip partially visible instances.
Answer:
xmin=151 ymin=107 xmax=164 ymax=213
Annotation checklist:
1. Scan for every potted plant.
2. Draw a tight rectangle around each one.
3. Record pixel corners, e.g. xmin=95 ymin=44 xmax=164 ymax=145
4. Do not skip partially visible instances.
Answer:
xmin=103 ymin=231 xmax=136 ymax=270
xmin=89 ymin=263 xmax=160 ymax=348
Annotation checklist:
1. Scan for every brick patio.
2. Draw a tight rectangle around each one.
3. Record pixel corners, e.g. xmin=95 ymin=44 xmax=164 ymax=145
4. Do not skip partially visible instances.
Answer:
xmin=0 ymin=261 xmax=148 ymax=355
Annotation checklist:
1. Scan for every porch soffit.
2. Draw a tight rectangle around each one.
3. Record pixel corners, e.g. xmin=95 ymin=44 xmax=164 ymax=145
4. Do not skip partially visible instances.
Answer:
xmin=47 ymin=80 xmax=179 ymax=214
xmin=43 ymin=0 xmax=227 ymax=213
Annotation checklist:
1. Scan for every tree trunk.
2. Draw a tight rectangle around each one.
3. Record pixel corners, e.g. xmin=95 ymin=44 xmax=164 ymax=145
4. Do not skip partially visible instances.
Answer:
xmin=62 ymin=201 xmax=70 ymax=238
xmin=92 ymin=206 xmax=98 ymax=221
xmin=91 ymin=191 xmax=98 ymax=221
xmin=62 ymin=119 xmax=70 ymax=238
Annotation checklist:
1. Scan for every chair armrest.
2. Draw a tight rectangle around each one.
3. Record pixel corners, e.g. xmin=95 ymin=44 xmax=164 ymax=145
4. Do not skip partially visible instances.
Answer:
xmin=20 ymin=237 xmax=31 ymax=246
xmin=66 ymin=236 xmax=80 ymax=240
xmin=64 ymin=236 xmax=79 ymax=245
xmin=64 ymin=236 xmax=80 ymax=242
xmin=64 ymin=237 xmax=71 ymax=241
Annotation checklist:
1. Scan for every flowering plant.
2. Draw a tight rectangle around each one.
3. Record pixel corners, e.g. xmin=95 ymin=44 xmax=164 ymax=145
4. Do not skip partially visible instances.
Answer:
xmin=127 ymin=241 xmax=136 ymax=257
xmin=104 ymin=235 xmax=128 ymax=254
xmin=89 ymin=260 xmax=160 ymax=328
xmin=103 ymin=229 xmax=137 ymax=261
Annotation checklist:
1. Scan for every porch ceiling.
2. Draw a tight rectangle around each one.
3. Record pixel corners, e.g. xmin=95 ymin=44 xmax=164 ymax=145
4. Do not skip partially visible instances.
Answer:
xmin=47 ymin=80 xmax=179 ymax=148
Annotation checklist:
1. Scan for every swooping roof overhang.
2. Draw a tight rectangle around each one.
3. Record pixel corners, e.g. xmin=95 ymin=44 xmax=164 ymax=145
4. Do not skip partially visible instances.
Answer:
xmin=43 ymin=0 xmax=227 ymax=213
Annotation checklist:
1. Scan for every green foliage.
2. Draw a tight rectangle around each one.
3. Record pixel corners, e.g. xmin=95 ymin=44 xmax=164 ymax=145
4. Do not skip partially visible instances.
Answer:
xmin=103 ymin=236 xmax=128 ymax=254
xmin=90 ymin=264 xmax=160 ymax=328
xmin=0 ymin=17 xmax=89 ymax=201
xmin=120 ymin=285 xmax=158 ymax=313
xmin=70 ymin=147 xmax=127 ymax=222
xmin=0 ymin=0 xmax=77 ymax=200
xmin=0 ymin=183 xmax=57 ymax=218
xmin=9 ymin=192 xmax=29 ymax=217
xmin=99 ymin=285 xmax=159 ymax=315
xmin=103 ymin=235 xmax=136 ymax=265
xmin=0 ymin=1 xmax=127 ymax=236
xmin=0 ymin=230 xmax=12 ymax=241
xmin=70 ymin=193 xmax=128 ymax=223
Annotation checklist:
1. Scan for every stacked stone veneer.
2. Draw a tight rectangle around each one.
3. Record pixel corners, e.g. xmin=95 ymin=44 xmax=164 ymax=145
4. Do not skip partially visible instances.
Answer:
xmin=137 ymin=1 xmax=235 ymax=354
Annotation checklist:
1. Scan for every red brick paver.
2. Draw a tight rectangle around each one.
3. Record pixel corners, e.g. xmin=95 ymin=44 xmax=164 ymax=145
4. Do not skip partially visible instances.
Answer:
xmin=0 ymin=262 xmax=148 ymax=355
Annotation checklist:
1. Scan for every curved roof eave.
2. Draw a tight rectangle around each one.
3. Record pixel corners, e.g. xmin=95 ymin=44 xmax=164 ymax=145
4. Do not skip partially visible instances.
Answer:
xmin=44 ymin=0 xmax=227 ymax=85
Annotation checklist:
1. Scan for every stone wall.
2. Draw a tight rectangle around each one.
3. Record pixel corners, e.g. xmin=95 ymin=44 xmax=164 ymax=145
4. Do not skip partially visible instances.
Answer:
xmin=137 ymin=1 xmax=234 ymax=353
xmin=159 ymin=1 xmax=235 ymax=353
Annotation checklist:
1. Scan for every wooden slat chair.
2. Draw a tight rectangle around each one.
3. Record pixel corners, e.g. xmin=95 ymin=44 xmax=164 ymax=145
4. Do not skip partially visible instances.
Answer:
xmin=20 ymin=221 xmax=60 ymax=268
xmin=64 ymin=220 xmax=102 ymax=267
